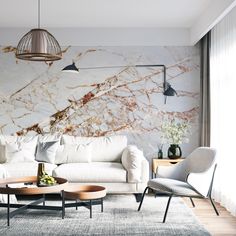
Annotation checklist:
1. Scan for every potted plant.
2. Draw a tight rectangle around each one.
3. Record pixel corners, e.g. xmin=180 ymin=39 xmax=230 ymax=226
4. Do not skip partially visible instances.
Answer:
xmin=161 ymin=118 xmax=190 ymax=159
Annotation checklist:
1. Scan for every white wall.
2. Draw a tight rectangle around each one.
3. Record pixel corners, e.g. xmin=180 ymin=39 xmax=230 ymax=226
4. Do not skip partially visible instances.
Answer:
xmin=0 ymin=28 xmax=190 ymax=46
xmin=0 ymin=45 xmax=200 ymax=160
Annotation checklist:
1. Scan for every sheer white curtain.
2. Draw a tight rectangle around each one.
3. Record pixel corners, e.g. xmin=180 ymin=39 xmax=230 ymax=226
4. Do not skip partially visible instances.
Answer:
xmin=210 ymin=7 xmax=236 ymax=216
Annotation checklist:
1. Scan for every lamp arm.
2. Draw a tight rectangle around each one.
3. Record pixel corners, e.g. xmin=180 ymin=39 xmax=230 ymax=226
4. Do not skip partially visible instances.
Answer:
xmin=163 ymin=65 xmax=167 ymax=93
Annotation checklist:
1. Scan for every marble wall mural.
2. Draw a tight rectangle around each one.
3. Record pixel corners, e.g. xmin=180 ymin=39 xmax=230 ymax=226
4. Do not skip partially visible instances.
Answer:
xmin=0 ymin=46 xmax=200 ymax=160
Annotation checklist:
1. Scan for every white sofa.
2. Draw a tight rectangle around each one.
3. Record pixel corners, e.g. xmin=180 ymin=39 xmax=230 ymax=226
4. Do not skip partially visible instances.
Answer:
xmin=0 ymin=135 xmax=149 ymax=194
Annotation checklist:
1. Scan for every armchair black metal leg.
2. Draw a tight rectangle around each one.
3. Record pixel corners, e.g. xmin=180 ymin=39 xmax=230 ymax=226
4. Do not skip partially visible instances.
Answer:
xmin=189 ymin=197 xmax=195 ymax=207
xmin=163 ymin=195 xmax=172 ymax=223
xmin=209 ymin=196 xmax=219 ymax=216
xmin=138 ymin=187 xmax=149 ymax=211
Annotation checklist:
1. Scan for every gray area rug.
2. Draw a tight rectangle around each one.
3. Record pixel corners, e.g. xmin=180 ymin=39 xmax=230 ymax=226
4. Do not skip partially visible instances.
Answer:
xmin=0 ymin=194 xmax=210 ymax=236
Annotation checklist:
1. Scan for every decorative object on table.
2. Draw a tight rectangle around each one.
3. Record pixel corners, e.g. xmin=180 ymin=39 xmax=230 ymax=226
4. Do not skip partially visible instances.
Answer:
xmin=37 ymin=163 xmax=45 ymax=186
xmin=38 ymin=172 xmax=57 ymax=187
xmin=37 ymin=163 xmax=57 ymax=186
xmin=161 ymin=118 xmax=190 ymax=159
xmin=167 ymin=144 xmax=182 ymax=159
xmin=15 ymin=0 xmax=62 ymax=61
xmin=157 ymin=144 xmax=163 ymax=159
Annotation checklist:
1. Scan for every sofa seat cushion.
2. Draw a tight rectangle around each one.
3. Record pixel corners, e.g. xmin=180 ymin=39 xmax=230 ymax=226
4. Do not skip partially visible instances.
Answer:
xmin=2 ymin=162 xmax=57 ymax=178
xmin=53 ymin=162 xmax=127 ymax=183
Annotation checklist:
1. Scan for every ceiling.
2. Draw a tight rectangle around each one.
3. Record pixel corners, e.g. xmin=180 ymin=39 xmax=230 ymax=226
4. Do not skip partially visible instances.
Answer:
xmin=0 ymin=0 xmax=235 ymax=45
xmin=0 ymin=0 xmax=213 ymax=28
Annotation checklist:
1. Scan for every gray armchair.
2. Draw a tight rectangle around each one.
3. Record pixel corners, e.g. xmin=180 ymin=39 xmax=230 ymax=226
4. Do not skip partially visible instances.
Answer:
xmin=138 ymin=147 xmax=219 ymax=223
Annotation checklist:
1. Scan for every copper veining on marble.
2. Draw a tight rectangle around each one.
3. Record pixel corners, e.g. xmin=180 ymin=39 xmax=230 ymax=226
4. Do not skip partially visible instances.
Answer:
xmin=0 ymin=46 xmax=200 ymax=156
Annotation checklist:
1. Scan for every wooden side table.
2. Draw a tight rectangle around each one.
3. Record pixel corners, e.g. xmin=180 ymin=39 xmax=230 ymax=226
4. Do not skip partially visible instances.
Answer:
xmin=152 ymin=158 xmax=184 ymax=178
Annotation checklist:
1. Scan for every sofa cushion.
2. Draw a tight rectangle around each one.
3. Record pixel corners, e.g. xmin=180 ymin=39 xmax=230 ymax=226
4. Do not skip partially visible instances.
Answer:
xmin=5 ymin=142 xmax=35 ymax=163
xmin=53 ymin=162 xmax=127 ymax=183
xmin=0 ymin=135 xmax=19 ymax=163
xmin=0 ymin=136 xmax=38 ymax=163
xmin=121 ymin=145 xmax=143 ymax=182
xmin=2 ymin=162 xmax=57 ymax=178
xmin=62 ymin=135 xmax=127 ymax=162
xmin=38 ymin=134 xmax=61 ymax=142
xmin=36 ymin=140 xmax=60 ymax=164
xmin=66 ymin=144 xmax=92 ymax=163
xmin=54 ymin=144 xmax=92 ymax=164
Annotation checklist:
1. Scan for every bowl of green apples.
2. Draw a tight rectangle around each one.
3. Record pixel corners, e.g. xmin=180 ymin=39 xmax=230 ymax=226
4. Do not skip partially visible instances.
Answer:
xmin=38 ymin=171 xmax=57 ymax=187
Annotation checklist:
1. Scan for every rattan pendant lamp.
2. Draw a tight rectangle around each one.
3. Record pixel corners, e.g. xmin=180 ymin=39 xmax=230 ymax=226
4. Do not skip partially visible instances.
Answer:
xmin=15 ymin=0 xmax=62 ymax=61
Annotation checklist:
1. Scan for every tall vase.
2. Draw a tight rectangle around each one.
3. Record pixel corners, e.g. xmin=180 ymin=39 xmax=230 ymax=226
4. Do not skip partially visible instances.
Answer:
xmin=37 ymin=163 xmax=45 ymax=186
xmin=168 ymin=144 xmax=182 ymax=159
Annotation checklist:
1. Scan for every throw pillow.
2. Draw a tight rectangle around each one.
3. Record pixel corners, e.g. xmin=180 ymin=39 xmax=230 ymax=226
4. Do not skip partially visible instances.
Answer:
xmin=5 ymin=141 xmax=36 ymax=163
xmin=0 ymin=135 xmax=17 ymax=163
xmin=3 ymin=136 xmax=38 ymax=163
xmin=36 ymin=140 xmax=60 ymax=164
xmin=121 ymin=145 xmax=143 ymax=182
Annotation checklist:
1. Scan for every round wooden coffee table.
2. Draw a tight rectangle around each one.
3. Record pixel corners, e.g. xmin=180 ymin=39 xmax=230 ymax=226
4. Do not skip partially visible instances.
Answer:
xmin=0 ymin=176 xmax=68 ymax=226
xmin=0 ymin=176 xmax=68 ymax=195
xmin=62 ymin=185 xmax=106 ymax=218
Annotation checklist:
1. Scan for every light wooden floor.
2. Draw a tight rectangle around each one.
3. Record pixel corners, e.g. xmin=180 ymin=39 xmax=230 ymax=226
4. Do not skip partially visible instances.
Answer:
xmin=183 ymin=198 xmax=236 ymax=236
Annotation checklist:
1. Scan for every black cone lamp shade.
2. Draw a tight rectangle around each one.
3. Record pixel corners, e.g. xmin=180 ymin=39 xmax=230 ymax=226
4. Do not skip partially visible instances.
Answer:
xmin=62 ymin=62 xmax=79 ymax=73
xmin=163 ymin=83 xmax=177 ymax=104
xmin=164 ymin=84 xmax=177 ymax=96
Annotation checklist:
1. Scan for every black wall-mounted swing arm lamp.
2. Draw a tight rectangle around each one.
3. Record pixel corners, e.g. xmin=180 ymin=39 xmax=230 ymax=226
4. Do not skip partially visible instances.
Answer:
xmin=62 ymin=63 xmax=177 ymax=103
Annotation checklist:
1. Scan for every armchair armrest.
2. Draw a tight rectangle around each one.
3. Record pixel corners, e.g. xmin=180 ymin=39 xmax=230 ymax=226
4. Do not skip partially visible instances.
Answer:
xmin=121 ymin=145 xmax=149 ymax=183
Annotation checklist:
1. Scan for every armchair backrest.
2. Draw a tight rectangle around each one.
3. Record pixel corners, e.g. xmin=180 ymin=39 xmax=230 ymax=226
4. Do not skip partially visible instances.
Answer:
xmin=185 ymin=147 xmax=216 ymax=173
xmin=185 ymin=147 xmax=217 ymax=197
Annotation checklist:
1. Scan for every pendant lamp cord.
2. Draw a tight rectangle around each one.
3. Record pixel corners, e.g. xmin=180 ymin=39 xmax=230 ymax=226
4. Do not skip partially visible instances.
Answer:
xmin=38 ymin=0 xmax=40 ymax=28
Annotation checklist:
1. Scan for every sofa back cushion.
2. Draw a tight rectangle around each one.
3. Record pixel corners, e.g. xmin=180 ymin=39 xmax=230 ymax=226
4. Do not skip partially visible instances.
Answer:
xmin=55 ymin=143 xmax=92 ymax=164
xmin=62 ymin=135 xmax=127 ymax=162
xmin=0 ymin=135 xmax=17 ymax=163
xmin=0 ymin=135 xmax=38 ymax=163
